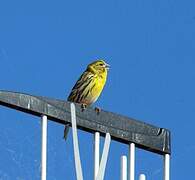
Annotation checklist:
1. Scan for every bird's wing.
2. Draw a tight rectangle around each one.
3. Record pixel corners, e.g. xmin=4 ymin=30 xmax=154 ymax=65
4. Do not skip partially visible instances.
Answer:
xmin=67 ymin=71 xmax=94 ymax=103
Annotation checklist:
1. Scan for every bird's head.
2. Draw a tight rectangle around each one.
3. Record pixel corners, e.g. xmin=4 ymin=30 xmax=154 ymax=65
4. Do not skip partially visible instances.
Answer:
xmin=87 ymin=60 xmax=110 ymax=75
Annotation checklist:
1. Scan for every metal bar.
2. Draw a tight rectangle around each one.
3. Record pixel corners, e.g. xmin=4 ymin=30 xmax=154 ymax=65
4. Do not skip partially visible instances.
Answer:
xmin=120 ymin=156 xmax=127 ymax=180
xmin=41 ymin=115 xmax=47 ymax=180
xmin=0 ymin=90 xmax=171 ymax=155
xmin=96 ymin=133 xmax=111 ymax=180
xmin=129 ymin=143 xmax=135 ymax=180
xmin=71 ymin=103 xmax=83 ymax=180
xmin=139 ymin=174 xmax=146 ymax=180
xmin=164 ymin=154 xmax=170 ymax=180
xmin=94 ymin=132 xmax=100 ymax=180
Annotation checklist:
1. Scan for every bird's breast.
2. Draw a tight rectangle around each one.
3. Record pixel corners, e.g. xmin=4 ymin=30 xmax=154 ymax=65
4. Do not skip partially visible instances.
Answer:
xmin=88 ymin=75 xmax=107 ymax=103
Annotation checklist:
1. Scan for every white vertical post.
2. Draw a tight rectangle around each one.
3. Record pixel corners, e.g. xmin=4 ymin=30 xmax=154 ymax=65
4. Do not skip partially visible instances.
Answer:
xmin=96 ymin=133 xmax=111 ymax=180
xmin=120 ymin=156 xmax=127 ymax=180
xmin=94 ymin=132 xmax=100 ymax=180
xmin=71 ymin=103 xmax=83 ymax=180
xmin=164 ymin=154 xmax=170 ymax=180
xmin=41 ymin=115 xmax=48 ymax=180
xmin=129 ymin=143 xmax=135 ymax=180
xmin=139 ymin=174 xmax=146 ymax=180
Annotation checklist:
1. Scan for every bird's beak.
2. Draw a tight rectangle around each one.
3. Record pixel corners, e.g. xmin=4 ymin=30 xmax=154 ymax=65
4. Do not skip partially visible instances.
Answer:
xmin=105 ymin=63 xmax=110 ymax=70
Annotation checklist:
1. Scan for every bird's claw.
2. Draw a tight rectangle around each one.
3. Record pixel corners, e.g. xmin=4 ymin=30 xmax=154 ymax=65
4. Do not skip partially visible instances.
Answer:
xmin=81 ymin=104 xmax=87 ymax=112
xmin=95 ymin=107 xmax=101 ymax=115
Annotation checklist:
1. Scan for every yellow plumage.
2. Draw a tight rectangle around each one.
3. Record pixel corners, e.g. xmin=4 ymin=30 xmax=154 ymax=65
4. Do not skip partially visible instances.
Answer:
xmin=64 ymin=59 xmax=110 ymax=139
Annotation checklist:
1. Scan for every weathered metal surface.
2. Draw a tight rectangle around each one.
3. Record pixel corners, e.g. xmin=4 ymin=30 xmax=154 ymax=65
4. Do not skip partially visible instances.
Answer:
xmin=0 ymin=90 xmax=171 ymax=155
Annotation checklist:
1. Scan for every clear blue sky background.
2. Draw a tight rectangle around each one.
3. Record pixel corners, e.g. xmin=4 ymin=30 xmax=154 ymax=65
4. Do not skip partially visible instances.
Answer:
xmin=0 ymin=0 xmax=195 ymax=179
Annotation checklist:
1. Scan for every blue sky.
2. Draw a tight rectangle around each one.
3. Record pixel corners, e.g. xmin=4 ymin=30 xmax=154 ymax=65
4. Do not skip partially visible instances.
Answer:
xmin=0 ymin=0 xmax=195 ymax=179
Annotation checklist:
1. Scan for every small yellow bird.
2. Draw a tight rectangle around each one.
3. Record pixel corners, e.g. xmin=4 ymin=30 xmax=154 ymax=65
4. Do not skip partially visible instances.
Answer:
xmin=64 ymin=59 xmax=110 ymax=140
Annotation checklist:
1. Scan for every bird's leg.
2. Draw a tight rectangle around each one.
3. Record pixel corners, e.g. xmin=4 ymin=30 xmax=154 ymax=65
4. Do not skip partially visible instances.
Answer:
xmin=81 ymin=103 xmax=87 ymax=112
xmin=95 ymin=107 xmax=101 ymax=115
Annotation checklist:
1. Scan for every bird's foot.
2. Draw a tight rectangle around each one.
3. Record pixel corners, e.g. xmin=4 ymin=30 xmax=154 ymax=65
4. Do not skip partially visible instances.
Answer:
xmin=81 ymin=104 xmax=87 ymax=112
xmin=95 ymin=107 xmax=101 ymax=115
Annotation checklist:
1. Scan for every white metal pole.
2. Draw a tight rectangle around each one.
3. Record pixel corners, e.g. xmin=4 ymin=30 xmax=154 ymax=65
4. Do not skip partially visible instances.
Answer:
xmin=164 ymin=154 xmax=170 ymax=180
xmin=94 ymin=132 xmax=100 ymax=180
xmin=96 ymin=133 xmax=111 ymax=180
xmin=71 ymin=103 xmax=83 ymax=180
xmin=120 ymin=155 xmax=127 ymax=180
xmin=41 ymin=115 xmax=48 ymax=180
xmin=129 ymin=143 xmax=135 ymax=180
xmin=139 ymin=174 xmax=146 ymax=180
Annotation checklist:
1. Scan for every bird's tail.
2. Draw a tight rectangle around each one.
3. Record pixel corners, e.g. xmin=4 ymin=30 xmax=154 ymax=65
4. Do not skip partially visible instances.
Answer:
xmin=63 ymin=124 xmax=70 ymax=140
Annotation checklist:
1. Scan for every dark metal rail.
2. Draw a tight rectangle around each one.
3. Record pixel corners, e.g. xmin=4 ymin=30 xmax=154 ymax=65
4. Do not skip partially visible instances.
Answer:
xmin=0 ymin=90 xmax=171 ymax=155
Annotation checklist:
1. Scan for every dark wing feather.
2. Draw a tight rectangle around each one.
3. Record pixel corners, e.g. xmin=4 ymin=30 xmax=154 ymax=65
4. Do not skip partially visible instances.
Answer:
xmin=67 ymin=71 xmax=94 ymax=103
